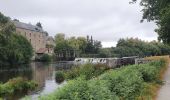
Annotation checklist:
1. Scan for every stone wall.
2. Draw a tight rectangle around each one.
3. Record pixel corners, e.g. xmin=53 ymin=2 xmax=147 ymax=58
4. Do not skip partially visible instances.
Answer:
xmin=16 ymin=28 xmax=46 ymax=52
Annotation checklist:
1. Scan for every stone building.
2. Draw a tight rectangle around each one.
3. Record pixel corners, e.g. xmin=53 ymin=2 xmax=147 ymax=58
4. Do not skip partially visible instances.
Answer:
xmin=46 ymin=36 xmax=55 ymax=47
xmin=12 ymin=20 xmax=47 ymax=53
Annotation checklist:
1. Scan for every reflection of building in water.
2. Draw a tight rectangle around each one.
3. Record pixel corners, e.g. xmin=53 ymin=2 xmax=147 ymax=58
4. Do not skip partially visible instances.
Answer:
xmin=31 ymin=63 xmax=55 ymax=91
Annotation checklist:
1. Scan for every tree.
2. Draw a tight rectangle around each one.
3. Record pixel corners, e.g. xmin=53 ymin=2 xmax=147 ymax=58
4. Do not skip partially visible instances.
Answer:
xmin=132 ymin=0 xmax=170 ymax=44
xmin=84 ymin=35 xmax=102 ymax=54
xmin=157 ymin=6 xmax=170 ymax=44
xmin=112 ymin=38 xmax=170 ymax=57
xmin=0 ymin=12 xmax=33 ymax=66
xmin=54 ymin=33 xmax=102 ymax=60
xmin=54 ymin=33 xmax=74 ymax=60
xmin=36 ymin=22 xmax=42 ymax=28
xmin=55 ymin=33 xmax=65 ymax=44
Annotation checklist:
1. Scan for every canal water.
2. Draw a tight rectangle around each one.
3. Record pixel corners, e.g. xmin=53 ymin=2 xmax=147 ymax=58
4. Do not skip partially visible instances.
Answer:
xmin=0 ymin=62 xmax=75 ymax=100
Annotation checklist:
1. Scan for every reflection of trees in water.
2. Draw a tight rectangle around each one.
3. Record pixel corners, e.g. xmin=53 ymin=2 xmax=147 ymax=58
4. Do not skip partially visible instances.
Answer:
xmin=0 ymin=63 xmax=55 ymax=92
xmin=0 ymin=62 xmax=74 ymax=99
xmin=0 ymin=63 xmax=55 ymax=99
xmin=55 ymin=62 xmax=75 ymax=70
xmin=31 ymin=62 xmax=55 ymax=92
xmin=0 ymin=64 xmax=33 ymax=83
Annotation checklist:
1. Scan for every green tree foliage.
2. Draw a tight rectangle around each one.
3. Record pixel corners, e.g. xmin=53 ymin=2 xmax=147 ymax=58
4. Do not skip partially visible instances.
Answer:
xmin=157 ymin=5 xmax=170 ymax=43
xmin=98 ymin=48 xmax=114 ymax=58
xmin=85 ymin=35 xmax=102 ymax=54
xmin=36 ymin=54 xmax=52 ymax=62
xmin=112 ymin=38 xmax=170 ymax=57
xmin=0 ymin=12 xmax=33 ymax=66
xmin=54 ymin=34 xmax=102 ymax=61
xmin=132 ymin=0 xmax=170 ymax=44
xmin=54 ymin=33 xmax=75 ymax=60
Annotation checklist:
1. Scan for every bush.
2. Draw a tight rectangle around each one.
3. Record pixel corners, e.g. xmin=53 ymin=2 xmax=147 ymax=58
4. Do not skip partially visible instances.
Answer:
xmin=100 ymin=67 xmax=144 ymax=100
xmin=64 ymin=66 xmax=81 ymax=80
xmin=39 ymin=77 xmax=119 ymax=100
xmin=38 ymin=59 xmax=166 ymax=100
xmin=55 ymin=71 xmax=65 ymax=83
xmin=135 ymin=60 xmax=165 ymax=82
xmin=136 ymin=64 xmax=159 ymax=82
xmin=37 ymin=54 xmax=52 ymax=62
xmin=65 ymin=64 xmax=108 ymax=80
xmin=0 ymin=77 xmax=38 ymax=98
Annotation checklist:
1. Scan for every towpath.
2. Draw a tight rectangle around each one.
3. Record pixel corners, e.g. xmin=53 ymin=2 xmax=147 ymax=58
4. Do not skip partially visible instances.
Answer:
xmin=157 ymin=64 xmax=170 ymax=100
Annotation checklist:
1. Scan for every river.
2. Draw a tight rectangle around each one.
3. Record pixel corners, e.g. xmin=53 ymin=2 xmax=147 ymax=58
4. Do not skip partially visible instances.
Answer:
xmin=0 ymin=62 xmax=75 ymax=100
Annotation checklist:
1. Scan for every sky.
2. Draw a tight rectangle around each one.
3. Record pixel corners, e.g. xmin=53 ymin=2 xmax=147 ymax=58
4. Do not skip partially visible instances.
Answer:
xmin=0 ymin=0 xmax=158 ymax=47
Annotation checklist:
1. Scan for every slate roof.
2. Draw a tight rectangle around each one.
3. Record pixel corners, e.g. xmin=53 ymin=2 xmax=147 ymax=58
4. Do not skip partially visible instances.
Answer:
xmin=36 ymin=48 xmax=48 ymax=54
xmin=12 ymin=20 xmax=45 ymax=33
xmin=46 ymin=36 xmax=54 ymax=41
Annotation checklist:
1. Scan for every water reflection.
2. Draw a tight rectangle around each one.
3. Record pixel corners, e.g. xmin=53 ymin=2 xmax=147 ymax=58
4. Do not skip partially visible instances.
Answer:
xmin=31 ymin=62 xmax=55 ymax=93
xmin=0 ymin=65 xmax=33 ymax=83
xmin=0 ymin=62 xmax=74 ymax=99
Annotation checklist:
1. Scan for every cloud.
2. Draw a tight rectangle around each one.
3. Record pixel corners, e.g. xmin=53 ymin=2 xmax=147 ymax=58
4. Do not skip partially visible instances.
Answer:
xmin=0 ymin=0 xmax=158 ymax=47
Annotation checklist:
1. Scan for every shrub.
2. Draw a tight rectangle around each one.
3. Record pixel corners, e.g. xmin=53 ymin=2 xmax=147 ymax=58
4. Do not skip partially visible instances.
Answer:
xmin=64 ymin=66 xmax=81 ymax=80
xmin=65 ymin=64 xmax=108 ymax=80
xmin=100 ymin=67 xmax=144 ymax=100
xmin=136 ymin=64 xmax=159 ymax=82
xmin=149 ymin=59 xmax=166 ymax=68
xmin=0 ymin=77 xmax=38 ymax=98
xmin=134 ymin=60 xmax=165 ymax=82
xmin=55 ymin=71 xmax=65 ymax=83
xmin=38 ymin=59 xmax=166 ymax=100
xmin=36 ymin=54 xmax=52 ymax=62
xmin=39 ymin=77 xmax=119 ymax=100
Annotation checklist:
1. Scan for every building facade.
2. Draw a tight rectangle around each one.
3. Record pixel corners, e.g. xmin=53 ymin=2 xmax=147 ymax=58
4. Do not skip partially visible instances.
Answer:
xmin=12 ymin=21 xmax=47 ymax=54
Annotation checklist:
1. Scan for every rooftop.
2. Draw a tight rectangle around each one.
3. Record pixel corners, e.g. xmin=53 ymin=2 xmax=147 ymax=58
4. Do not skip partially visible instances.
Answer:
xmin=12 ymin=20 xmax=45 ymax=33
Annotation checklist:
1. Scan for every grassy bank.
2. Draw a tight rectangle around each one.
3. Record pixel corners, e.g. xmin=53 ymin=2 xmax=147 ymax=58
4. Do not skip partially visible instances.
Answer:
xmin=38 ymin=57 xmax=168 ymax=100
xmin=0 ymin=77 xmax=38 ymax=99
xmin=64 ymin=64 xmax=109 ymax=80
xmin=145 ymin=56 xmax=170 ymax=100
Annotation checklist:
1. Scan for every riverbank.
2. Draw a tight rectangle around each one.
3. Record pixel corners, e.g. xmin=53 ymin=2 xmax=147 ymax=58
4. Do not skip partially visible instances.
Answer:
xmin=37 ymin=57 xmax=167 ymax=100
xmin=146 ymin=56 xmax=170 ymax=100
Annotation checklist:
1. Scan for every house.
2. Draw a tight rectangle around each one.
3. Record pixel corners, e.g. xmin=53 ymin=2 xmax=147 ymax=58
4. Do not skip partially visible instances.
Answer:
xmin=12 ymin=20 xmax=54 ymax=59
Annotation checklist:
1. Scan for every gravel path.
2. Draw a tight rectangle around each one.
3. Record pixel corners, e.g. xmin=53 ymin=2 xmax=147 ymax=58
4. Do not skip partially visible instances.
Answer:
xmin=157 ymin=65 xmax=170 ymax=100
